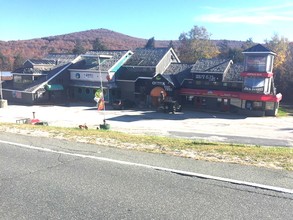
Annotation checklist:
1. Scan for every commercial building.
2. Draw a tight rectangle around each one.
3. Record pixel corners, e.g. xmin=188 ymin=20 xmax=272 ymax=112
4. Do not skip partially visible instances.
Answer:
xmin=2 ymin=44 xmax=282 ymax=116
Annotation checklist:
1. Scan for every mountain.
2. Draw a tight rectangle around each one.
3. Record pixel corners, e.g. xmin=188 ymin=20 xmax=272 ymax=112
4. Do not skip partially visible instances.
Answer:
xmin=0 ymin=29 xmax=174 ymax=70
xmin=0 ymin=28 xmax=244 ymax=70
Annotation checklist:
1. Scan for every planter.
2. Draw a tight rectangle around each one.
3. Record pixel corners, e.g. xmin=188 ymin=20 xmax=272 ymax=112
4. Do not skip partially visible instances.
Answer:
xmin=100 ymin=123 xmax=110 ymax=130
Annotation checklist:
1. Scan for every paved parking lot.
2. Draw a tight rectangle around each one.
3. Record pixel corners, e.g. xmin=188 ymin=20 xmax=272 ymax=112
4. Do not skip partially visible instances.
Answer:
xmin=1 ymin=103 xmax=293 ymax=146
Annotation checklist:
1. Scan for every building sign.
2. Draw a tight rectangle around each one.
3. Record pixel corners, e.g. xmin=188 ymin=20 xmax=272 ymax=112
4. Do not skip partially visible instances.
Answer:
xmin=193 ymin=73 xmax=222 ymax=82
xmin=151 ymin=74 xmax=174 ymax=93
xmin=70 ymin=71 xmax=99 ymax=82
xmin=152 ymin=81 xmax=165 ymax=86
xmin=241 ymin=72 xmax=273 ymax=77
xmin=243 ymin=77 xmax=265 ymax=93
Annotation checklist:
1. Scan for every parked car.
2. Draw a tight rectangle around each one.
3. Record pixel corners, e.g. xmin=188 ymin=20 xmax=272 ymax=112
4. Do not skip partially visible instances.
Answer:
xmin=112 ymin=99 xmax=135 ymax=110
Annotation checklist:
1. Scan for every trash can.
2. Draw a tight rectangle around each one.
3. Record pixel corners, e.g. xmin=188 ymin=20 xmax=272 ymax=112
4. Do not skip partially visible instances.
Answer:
xmin=0 ymin=99 xmax=8 ymax=108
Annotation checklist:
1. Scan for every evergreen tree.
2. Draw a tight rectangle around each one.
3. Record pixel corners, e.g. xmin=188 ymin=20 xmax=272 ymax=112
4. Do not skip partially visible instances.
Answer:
xmin=168 ymin=40 xmax=174 ymax=49
xmin=144 ymin=37 xmax=155 ymax=49
xmin=241 ymin=38 xmax=255 ymax=50
xmin=13 ymin=54 xmax=25 ymax=70
xmin=92 ymin=38 xmax=107 ymax=50
xmin=0 ymin=51 xmax=11 ymax=70
xmin=72 ymin=39 xmax=86 ymax=54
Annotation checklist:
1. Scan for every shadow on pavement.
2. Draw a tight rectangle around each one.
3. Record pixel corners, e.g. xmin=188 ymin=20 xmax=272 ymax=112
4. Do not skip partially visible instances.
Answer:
xmin=106 ymin=109 xmax=247 ymax=123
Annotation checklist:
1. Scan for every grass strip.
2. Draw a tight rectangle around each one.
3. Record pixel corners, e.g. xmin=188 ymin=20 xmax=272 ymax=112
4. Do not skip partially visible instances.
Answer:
xmin=0 ymin=123 xmax=292 ymax=170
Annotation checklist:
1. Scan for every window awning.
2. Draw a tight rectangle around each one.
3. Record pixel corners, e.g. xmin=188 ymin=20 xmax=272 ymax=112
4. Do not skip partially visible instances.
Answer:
xmin=45 ymin=84 xmax=64 ymax=91
xmin=179 ymin=88 xmax=282 ymax=102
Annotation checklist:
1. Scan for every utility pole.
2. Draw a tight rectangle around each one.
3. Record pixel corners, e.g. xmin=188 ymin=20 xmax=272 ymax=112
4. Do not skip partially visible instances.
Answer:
xmin=0 ymin=70 xmax=8 ymax=108
xmin=0 ymin=70 xmax=3 ymax=100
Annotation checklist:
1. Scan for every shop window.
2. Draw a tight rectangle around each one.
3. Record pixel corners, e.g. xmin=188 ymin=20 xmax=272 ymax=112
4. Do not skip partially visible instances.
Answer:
xmin=230 ymin=99 xmax=241 ymax=108
xmin=188 ymin=96 xmax=194 ymax=101
xmin=265 ymin=102 xmax=275 ymax=110
xmin=231 ymin=83 xmax=238 ymax=87
xmin=195 ymin=81 xmax=201 ymax=85
xmin=245 ymin=55 xmax=266 ymax=72
xmin=85 ymin=88 xmax=90 ymax=94
xmin=14 ymin=76 xmax=22 ymax=83
xmin=253 ymin=101 xmax=263 ymax=110
xmin=78 ymin=88 xmax=82 ymax=94
xmin=245 ymin=101 xmax=253 ymax=110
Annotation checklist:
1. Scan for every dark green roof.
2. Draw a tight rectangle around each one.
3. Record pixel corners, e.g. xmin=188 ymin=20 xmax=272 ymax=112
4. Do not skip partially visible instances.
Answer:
xmin=124 ymin=48 xmax=170 ymax=66
xmin=191 ymin=59 xmax=231 ymax=73
xmin=243 ymin=44 xmax=275 ymax=54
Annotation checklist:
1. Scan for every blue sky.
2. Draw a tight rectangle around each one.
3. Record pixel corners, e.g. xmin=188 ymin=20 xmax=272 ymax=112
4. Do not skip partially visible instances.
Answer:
xmin=1 ymin=0 xmax=293 ymax=43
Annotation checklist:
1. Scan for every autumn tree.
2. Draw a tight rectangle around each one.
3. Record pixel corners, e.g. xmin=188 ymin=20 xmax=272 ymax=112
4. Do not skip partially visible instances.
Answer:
xmin=265 ymin=33 xmax=291 ymax=101
xmin=178 ymin=26 xmax=219 ymax=63
xmin=144 ymin=37 xmax=155 ymax=49
xmin=92 ymin=38 xmax=107 ymax=50
xmin=282 ymin=43 xmax=293 ymax=102
xmin=265 ymin=33 xmax=289 ymax=69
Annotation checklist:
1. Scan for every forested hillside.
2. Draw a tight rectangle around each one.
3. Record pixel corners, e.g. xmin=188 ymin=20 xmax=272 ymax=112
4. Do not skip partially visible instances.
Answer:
xmin=0 ymin=29 xmax=169 ymax=70
xmin=0 ymin=28 xmax=244 ymax=71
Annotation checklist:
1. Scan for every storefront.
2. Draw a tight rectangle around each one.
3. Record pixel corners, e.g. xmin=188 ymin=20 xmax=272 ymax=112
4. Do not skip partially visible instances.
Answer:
xmin=164 ymin=44 xmax=282 ymax=116
xmin=148 ymin=74 xmax=177 ymax=107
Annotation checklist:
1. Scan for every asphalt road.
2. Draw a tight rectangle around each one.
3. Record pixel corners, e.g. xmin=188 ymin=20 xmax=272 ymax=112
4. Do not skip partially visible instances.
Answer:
xmin=1 ymin=134 xmax=292 ymax=219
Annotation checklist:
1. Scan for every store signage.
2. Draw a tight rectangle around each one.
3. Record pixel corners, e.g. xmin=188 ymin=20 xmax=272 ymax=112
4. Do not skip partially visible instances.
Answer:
xmin=193 ymin=73 xmax=222 ymax=82
xmin=70 ymin=71 xmax=99 ymax=82
xmin=241 ymin=72 xmax=273 ymax=77
xmin=151 ymin=75 xmax=173 ymax=92
xmin=243 ymin=86 xmax=264 ymax=93
xmin=152 ymin=81 xmax=165 ymax=86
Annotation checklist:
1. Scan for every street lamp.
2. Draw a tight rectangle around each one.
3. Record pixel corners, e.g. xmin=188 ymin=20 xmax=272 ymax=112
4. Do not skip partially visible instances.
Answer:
xmin=82 ymin=54 xmax=112 ymax=129
xmin=97 ymin=55 xmax=112 ymax=129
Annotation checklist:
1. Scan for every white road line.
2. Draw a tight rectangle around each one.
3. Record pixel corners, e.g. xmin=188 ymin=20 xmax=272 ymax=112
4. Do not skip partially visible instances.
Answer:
xmin=1 ymin=139 xmax=292 ymax=194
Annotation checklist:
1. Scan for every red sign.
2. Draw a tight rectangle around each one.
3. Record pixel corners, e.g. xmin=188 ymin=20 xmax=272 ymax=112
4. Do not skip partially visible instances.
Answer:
xmin=240 ymin=72 xmax=273 ymax=77
xmin=179 ymin=88 xmax=282 ymax=102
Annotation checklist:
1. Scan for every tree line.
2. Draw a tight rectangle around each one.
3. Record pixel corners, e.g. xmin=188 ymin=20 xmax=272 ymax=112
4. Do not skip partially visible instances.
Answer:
xmin=1 ymin=26 xmax=292 ymax=102
xmin=143 ymin=26 xmax=292 ymax=102
xmin=175 ymin=26 xmax=293 ymax=103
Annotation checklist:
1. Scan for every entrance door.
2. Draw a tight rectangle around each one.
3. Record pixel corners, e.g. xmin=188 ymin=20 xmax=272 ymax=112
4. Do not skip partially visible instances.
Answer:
xmin=150 ymin=87 xmax=166 ymax=107
xmin=221 ymin=98 xmax=230 ymax=111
